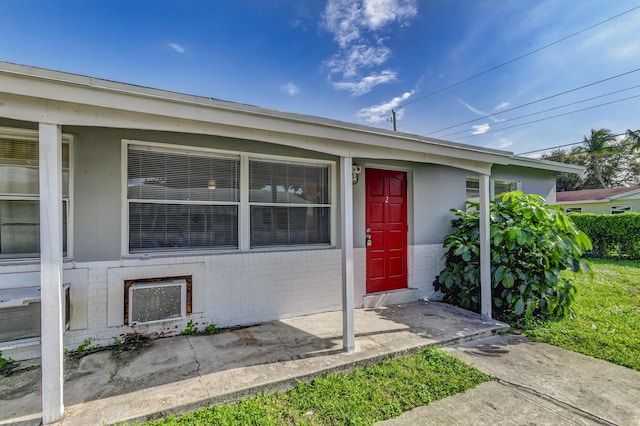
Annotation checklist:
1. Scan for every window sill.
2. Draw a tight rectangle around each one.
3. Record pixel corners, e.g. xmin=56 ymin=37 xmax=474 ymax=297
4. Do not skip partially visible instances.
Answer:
xmin=0 ymin=337 xmax=40 ymax=351
xmin=123 ymin=245 xmax=336 ymax=260
xmin=0 ymin=258 xmax=75 ymax=267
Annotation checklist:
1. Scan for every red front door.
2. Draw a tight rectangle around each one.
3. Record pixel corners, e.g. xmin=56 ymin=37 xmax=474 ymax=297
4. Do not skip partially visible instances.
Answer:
xmin=366 ymin=169 xmax=408 ymax=293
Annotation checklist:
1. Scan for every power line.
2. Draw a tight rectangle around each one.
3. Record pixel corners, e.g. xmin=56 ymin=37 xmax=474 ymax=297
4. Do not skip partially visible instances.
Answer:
xmin=439 ymin=83 xmax=640 ymax=139
xmin=453 ymin=94 xmax=640 ymax=140
xmin=399 ymin=4 xmax=640 ymax=110
xmin=517 ymin=132 xmax=634 ymax=155
xmin=427 ymin=68 xmax=640 ymax=135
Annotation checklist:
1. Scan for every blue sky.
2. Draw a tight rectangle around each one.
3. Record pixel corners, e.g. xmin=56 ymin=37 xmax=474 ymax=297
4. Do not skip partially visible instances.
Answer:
xmin=2 ymin=0 xmax=639 ymax=155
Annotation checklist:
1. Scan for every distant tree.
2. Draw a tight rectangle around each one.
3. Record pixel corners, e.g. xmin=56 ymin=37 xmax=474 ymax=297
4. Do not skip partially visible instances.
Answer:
xmin=574 ymin=128 xmax=616 ymax=188
xmin=539 ymin=149 xmax=582 ymax=192
xmin=540 ymin=128 xmax=640 ymax=191
xmin=627 ymin=129 xmax=640 ymax=152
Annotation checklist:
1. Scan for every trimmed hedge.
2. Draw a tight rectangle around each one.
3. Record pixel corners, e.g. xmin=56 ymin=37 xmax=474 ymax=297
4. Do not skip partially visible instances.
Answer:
xmin=568 ymin=212 xmax=640 ymax=259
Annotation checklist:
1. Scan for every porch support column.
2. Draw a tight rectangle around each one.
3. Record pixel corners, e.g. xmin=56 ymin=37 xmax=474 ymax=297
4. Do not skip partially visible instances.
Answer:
xmin=39 ymin=123 xmax=64 ymax=423
xmin=340 ymin=156 xmax=355 ymax=352
xmin=479 ymin=172 xmax=492 ymax=319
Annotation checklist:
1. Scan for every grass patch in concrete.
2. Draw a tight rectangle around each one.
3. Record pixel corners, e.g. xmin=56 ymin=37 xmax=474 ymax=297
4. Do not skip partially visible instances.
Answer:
xmin=136 ymin=348 xmax=490 ymax=425
xmin=526 ymin=259 xmax=640 ymax=371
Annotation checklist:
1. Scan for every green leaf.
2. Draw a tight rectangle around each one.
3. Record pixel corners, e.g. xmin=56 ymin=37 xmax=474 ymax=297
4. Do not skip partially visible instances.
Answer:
xmin=514 ymin=298 xmax=525 ymax=316
xmin=502 ymin=271 xmax=515 ymax=288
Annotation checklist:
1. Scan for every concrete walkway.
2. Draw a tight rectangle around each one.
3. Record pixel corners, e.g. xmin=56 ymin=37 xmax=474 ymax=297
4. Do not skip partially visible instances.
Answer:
xmin=0 ymin=301 xmax=508 ymax=426
xmin=379 ymin=334 xmax=640 ymax=426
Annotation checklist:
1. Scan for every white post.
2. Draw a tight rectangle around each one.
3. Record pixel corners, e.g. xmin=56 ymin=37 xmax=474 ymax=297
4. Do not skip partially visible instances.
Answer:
xmin=479 ymin=173 xmax=492 ymax=319
xmin=39 ymin=123 xmax=64 ymax=423
xmin=340 ymin=157 xmax=355 ymax=352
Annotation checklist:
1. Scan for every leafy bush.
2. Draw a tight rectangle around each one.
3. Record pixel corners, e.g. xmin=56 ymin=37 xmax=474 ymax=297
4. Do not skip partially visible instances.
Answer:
xmin=434 ymin=191 xmax=592 ymax=321
xmin=568 ymin=212 xmax=640 ymax=259
xmin=0 ymin=351 xmax=14 ymax=369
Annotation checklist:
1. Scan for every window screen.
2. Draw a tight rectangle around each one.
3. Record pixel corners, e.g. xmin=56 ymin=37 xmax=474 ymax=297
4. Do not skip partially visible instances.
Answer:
xmin=249 ymin=159 xmax=331 ymax=248
xmin=493 ymin=180 xmax=519 ymax=198
xmin=0 ymin=200 xmax=68 ymax=257
xmin=127 ymin=146 xmax=240 ymax=252
xmin=611 ymin=205 xmax=631 ymax=214
xmin=0 ymin=134 xmax=70 ymax=259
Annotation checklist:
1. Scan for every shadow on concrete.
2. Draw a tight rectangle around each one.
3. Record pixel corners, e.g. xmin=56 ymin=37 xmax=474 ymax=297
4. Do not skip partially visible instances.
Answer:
xmin=0 ymin=301 xmax=508 ymax=426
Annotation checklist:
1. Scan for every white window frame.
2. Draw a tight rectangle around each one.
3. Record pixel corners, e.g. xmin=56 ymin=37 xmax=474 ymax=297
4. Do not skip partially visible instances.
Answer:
xmin=565 ymin=207 xmax=582 ymax=213
xmin=610 ymin=205 xmax=631 ymax=214
xmin=121 ymin=139 xmax=336 ymax=256
xmin=248 ymin=156 xmax=333 ymax=249
xmin=0 ymin=126 xmax=73 ymax=261
xmin=466 ymin=177 xmax=521 ymax=204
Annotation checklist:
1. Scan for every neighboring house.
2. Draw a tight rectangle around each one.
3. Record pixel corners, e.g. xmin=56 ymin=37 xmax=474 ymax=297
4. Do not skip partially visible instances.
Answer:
xmin=556 ymin=186 xmax=640 ymax=214
xmin=0 ymin=62 xmax=582 ymax=422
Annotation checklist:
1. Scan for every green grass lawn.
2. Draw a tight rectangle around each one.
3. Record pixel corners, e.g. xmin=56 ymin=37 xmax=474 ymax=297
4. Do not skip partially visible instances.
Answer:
xmin=134 ymin=348 xmax=490 ymax=426
xmin=525 ymin=258 xmax=640 ymax=371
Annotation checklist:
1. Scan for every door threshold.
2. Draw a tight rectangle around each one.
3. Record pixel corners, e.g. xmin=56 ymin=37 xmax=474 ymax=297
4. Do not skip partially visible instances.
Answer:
xmin=363 ymin=288 xmax=419 ymax=308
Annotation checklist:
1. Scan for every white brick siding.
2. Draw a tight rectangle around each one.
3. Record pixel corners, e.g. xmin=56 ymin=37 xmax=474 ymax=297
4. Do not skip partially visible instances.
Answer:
xmin=2 ymin=245 xmax=446 ymax=360
xmin=1 ymin=249 xmax=342 ymax=360
xmin=408 ymin=244 xmax=446 ymax=301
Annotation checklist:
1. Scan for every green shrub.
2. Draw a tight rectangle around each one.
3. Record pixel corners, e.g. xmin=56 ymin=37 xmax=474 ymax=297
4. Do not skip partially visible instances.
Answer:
xmin=180 ymin=320 xmax=198 ymax=335
xmin=0 ymin=351 xmax=15 ymax=369
xmin=568 ymin=212 xmax=640 ymax=259
xmin=434 ymin=191 xmax=592 ymax=320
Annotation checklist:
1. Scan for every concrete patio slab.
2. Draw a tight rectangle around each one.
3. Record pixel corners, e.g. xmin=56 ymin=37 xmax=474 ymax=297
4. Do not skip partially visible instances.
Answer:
xmin=379 ymin=334 xmax=640 ymax=426
xmin=0 ymin=301 xmax=507 ymax=426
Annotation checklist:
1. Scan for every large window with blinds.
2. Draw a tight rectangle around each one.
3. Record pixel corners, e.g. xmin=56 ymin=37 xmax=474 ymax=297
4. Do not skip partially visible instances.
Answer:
xmin=127 ymin=145 xmax=240 ymax=252
xmin=0 ymin=129 xmax=70 ymax=259
xmin=125 ymin=142 xmax=333 ymax=254
xmin=249 ymin=159 xmax=330 ymax=248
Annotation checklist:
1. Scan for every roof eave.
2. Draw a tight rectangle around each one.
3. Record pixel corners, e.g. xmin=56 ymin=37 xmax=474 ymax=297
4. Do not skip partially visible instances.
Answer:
xmin=509 ymin=155 xmax=585 ymax=174
xmin=0 ymin=60 xmax=574 ymax=174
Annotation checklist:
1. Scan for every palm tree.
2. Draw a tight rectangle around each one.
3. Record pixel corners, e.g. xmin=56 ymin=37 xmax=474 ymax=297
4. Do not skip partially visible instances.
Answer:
xmin=577 ymin=128 xmax=615 ymax=188
xmin=626 ymin=129 xmax=640 ymax=152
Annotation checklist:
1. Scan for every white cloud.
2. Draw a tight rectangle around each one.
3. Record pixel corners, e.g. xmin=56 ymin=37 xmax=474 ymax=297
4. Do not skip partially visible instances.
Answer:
xmin=356 ymin=90 xmax=415 ymax=123
xmin=326 ymin=44 xmax=391 ymax=78
xmin=281 ymin=82 xmax=299 ymax=96
xmin=471 ymin=123 xmax=490 ymax=135
xmin=497 ymin=138 xmax=513 ymax=149
xmin=456 ymin=97 xmax=488 ymax=116
xmin=495 ymin=101 xmax=510 ymax=110
xmin=168 ymin=43 xmax=185 ymax=53
xmin=321 ymin=0 xmax=417 ymax=96
xmin=364 ymin=0 xmax=418 ymax=30
xmin=332 ymin=70 xmax=397 ymax=96
xmin=485 ymin=138 xmax=513 ymax=150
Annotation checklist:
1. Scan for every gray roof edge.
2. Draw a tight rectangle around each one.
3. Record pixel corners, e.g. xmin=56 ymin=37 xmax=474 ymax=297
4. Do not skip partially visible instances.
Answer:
xmin=0 ymin=61 xmax=569 ymax=171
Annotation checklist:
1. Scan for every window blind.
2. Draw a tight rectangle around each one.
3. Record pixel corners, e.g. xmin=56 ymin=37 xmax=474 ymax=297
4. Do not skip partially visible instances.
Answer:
xmin=249 ymin=159 xmax=331 ymax=248
xmin=127 ymin=146 xmax=240 ymax=252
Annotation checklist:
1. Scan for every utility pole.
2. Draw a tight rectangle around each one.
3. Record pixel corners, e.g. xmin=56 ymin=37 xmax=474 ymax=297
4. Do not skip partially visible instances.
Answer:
xmin=391 ymin=109 xmax=397 ymax=131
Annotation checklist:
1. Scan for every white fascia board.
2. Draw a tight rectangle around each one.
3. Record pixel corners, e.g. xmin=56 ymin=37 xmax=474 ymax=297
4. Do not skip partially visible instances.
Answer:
xmin=558 ymin=189 xmax=640 ymax=204
xmin=555 ymin=199 xmax=606 ymax=205
xmin=609 ymin=189 xmax=640 ymax=200
xmin=508 ymin=156 xmax=585 ymax=174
